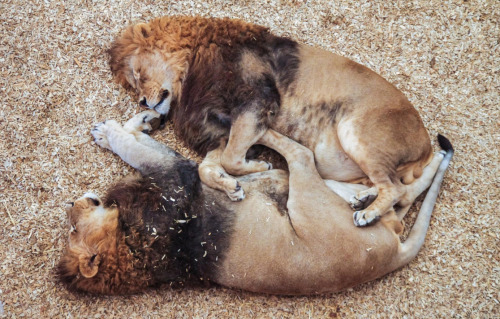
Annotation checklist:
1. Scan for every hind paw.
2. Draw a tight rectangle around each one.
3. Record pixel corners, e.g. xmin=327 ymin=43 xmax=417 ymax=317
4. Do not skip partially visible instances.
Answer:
xmin=353 ymin=210 xmax=380 ymax=227
xmin=244 ymin=159 xmax=272 ymax=173
xmin=349 ymin=188 xmax=378 ymax=211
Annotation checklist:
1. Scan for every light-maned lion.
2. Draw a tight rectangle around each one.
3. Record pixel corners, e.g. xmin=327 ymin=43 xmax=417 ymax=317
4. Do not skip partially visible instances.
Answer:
xmin=108 ymin=16 xmax=434 ymax=226
xmin=57 ymin=111 xmax=453 ymax=295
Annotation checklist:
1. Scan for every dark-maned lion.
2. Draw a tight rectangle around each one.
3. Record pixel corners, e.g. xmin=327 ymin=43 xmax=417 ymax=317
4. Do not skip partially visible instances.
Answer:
xmin=108 ymin=16 xmax=433 ymax=226
xmin=57 ymin=111 xmax=453 ymax=295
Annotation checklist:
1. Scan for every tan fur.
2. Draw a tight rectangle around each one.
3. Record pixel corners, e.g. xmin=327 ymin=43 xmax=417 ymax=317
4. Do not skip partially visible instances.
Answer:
xmin=108 ymin=16 xmax=433 ymax=226
xmin=215 ymin=130 xmax=442 ymax=294
xmin=59 ymin=111 xmax=451 ymax=295
xmin=198 ymin=141 xmax=246 ymax=201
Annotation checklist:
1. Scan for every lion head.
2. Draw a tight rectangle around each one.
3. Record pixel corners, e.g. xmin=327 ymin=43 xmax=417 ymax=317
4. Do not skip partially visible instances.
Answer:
xmin=108 ymin=21 xmax=188 ymax=115
xmin=120 ymin=51 xmax=179 ymax=115
xmin=57 ymin=193 xmax=147 ymax=294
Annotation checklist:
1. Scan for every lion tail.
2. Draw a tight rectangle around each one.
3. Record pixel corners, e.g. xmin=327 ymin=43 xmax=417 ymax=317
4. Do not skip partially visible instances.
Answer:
xmin=391 ymin=134 xmax=454 ymax=269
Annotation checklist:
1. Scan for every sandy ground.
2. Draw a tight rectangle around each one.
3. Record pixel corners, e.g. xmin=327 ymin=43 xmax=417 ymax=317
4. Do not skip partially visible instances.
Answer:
xmin=0 ymin=0 xmax=498 ymax=317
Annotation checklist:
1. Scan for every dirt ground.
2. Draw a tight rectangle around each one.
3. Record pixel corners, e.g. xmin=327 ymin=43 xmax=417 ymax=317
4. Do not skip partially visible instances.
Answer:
xmin=0 ymin=0 xmax=498 ymax=318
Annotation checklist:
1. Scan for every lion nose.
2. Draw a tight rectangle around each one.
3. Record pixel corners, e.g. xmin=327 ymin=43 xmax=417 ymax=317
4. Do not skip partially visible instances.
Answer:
xmin=139 ymin=97 xmax=148 ymax=108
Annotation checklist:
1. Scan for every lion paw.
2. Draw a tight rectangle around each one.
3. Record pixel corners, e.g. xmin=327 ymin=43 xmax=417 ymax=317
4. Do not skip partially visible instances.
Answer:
xmin=251 ymin=160 xmax=273 ymax=172
xmin=227 ymin=182 xmax=246 ymax=201
xmin=91 ymin=120 xmax=122 ymax=150
xmin=349 ymin=188 xmax=378 ymax=211
xmin=91 ymin=122 xmax=112 ymax=150
xmin=353 ymin=210 xmax=380 ymax=227
xmin=123 ymin=110 xmax=162 ymax=134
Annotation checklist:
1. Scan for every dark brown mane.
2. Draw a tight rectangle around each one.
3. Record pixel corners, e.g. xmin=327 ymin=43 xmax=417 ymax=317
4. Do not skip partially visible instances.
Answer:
xmin=108 ymin=16 xmax=300 ymax=155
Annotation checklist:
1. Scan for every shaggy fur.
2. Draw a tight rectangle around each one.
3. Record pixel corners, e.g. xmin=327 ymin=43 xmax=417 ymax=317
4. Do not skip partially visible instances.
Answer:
xmin=58 ymin=111 xmax=453 ymax=295
xmin=108 ymin=16 xmax=433 ymax=226
xmin=58 ymin=162 xmax=235 ymax=294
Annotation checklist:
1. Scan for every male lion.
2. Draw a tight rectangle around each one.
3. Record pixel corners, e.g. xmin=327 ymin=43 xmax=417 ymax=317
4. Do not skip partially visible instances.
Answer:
xmin=58 ymin=111 xmax=452 ymax=295
xmin=58 ymin=111 xmax=453 ymax=295
xmin=108 ymin=16 xmax=432 ymax=226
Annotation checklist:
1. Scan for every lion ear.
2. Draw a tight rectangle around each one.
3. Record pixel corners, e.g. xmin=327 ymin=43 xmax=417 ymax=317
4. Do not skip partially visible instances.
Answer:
xmin=79 ymin=253 xmax=100 ymax=278
xmin=120 ymin=56 xmax=139 ymax=90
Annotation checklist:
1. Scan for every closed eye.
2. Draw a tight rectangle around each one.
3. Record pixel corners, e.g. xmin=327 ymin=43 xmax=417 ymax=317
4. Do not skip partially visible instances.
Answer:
xmin=161 ymin=89 xmax=169 ymax=100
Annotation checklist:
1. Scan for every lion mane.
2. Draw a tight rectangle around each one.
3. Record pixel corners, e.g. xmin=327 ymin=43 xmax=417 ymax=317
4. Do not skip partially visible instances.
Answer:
xmin=108 ymin=16 xmax=269 ymax=91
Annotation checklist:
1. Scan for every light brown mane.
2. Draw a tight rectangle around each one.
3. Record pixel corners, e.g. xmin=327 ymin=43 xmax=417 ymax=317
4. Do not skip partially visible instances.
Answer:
xmin=57 ymin=210 xmax=151 ymax=294
xmin=108 ymin=16 xmax=269 ymax=90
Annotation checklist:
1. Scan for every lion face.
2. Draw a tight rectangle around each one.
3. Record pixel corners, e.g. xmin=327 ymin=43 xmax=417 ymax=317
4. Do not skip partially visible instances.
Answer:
xmin=127 ymin=52 xmax=176 ymax=115
xmin=58 ymin=193 xmax=120 ymax=293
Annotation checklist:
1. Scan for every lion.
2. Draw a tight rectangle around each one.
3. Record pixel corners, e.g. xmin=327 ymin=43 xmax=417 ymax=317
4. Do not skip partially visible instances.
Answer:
xmin=108 ymin=16 xmax=434 ymax=227
xmin=57 ymin=111 xmax=453 ymax=295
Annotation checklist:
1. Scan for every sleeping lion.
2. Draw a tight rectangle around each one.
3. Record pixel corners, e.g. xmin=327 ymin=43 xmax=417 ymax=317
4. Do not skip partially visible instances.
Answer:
xmin=108 ymin=16 xmax=434 ymax=226
xmin=58 ymin=111 xmax=453 ymax=295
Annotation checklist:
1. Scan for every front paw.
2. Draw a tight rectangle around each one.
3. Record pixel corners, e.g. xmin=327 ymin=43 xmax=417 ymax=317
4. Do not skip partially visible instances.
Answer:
xmin=91 ymin=122 xmax=112 ymax=150
xmin=123 ymin=110 xmax=163 ymax=134
xmin=91 ymin=120 xmax=121 ymax=150
xmin=353 ymin=210 xmax=380 ymax=227
xmin=227 ymin=182 xmax=245 ymax=201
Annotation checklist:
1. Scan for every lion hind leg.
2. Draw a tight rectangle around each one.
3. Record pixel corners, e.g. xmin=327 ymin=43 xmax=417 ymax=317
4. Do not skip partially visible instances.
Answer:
xmin=349 ymin=186 xmax=378 ymax=211
xmin=323 ymin=180 xmax=369 ymax=204
xmin=397 ymin=151 xmax=446 ymax=210
xmin=397 ymin=153 xmax=432 ymax=185
xmin=352 ymin=176 xmax=405 ymax=227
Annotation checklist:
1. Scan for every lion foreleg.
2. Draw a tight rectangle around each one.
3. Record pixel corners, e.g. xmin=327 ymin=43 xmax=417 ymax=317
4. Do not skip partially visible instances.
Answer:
xmin=199 ymin=143 xmax=245 ymax=201
xmin=91 ymin=120 xmax=166 ymax=172
xmin=221 ymin=111 xmax=272 ymax=176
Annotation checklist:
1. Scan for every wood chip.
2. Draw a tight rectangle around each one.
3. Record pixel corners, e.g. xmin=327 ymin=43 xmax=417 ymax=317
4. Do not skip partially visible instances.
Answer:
xmin=0 ymin=0 xmax=497 ymax=318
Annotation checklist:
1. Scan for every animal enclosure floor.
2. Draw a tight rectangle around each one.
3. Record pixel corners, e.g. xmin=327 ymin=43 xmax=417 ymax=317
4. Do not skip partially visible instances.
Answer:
xmin=0 ymin=0 xmax=498 ymax=317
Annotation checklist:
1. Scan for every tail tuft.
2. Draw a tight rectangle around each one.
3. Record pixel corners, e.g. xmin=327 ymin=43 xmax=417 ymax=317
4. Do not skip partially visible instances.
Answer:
xmin=437 ymin=134 xmax=454 ymax=152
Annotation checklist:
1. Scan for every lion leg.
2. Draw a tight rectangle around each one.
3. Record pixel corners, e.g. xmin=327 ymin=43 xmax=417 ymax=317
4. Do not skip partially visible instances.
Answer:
xmin=337 ymin=119 xmax=408 ymax=227
xmin=221 ymin=111 xmax=272 ymax=176
xmin=123 ymin=110 xmax=163 ymax=134
xmin=352 ymin=172 xmax=405 ymax=227
xmin=91 ymin=114 xmax=170 ymax=173
xmin=323 ymin=180 xmax=369 ymax=204
xmin=123 ymin=111 xmax=177 ymax=157
xmin=349 ymin=187 xmax=378 ymax=211
xmin=258 ymin=130 xmax=336 ymax=234
xmin=354 ymin=151 xmax=444 ymax=225
xmin=199 ymin=143 xmax=245 ymax=201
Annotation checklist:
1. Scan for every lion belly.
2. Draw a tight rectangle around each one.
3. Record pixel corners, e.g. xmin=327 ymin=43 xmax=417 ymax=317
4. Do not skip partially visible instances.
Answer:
xmin=313 ymin=133 xmax=365 ymax=181
xmin=272 ymin=103 xmax=365 ymax=182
